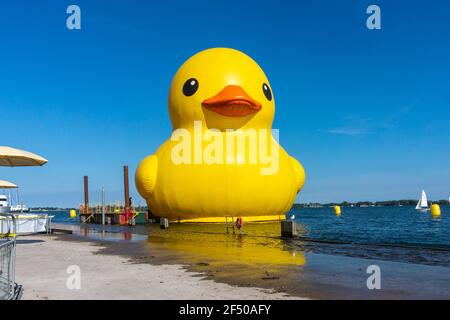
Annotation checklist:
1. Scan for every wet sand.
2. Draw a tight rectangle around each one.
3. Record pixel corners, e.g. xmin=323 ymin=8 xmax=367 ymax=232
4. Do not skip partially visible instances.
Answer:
xmin=15 ymin=222 xmax=450 ymax=300
xmin=15 ymin=234 xmax=300 ymax=300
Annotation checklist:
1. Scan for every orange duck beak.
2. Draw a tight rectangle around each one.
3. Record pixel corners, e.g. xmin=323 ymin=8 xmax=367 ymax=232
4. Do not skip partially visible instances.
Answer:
xmin=202 ymin=85 xmax=262 ymax=117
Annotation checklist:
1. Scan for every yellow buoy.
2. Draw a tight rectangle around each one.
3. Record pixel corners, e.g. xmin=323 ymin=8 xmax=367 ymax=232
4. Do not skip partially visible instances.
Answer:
xmin=431 ymin=204 xmax=441 ymax=218
xmin=69 ymin=209 xmax=77 ymax=219
xmin=334 ymin=205 xmax=341 ymax=216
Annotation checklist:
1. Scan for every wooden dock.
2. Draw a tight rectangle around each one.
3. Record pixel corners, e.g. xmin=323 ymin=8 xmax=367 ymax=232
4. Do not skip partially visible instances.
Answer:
xmin=79 ymin=211 xmax=148 ymax=225
xmin=80 ymin=166 xmax=148 ymax=226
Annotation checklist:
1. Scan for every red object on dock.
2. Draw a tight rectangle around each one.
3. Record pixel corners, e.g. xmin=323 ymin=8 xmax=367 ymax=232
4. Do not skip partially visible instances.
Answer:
xmin=125 ymin=207 xmax=132 ymax=221
xmin=119 ymin=214 xmax=127 ymax=225
xmin=119 ymin=207 xmax=133 ymax=225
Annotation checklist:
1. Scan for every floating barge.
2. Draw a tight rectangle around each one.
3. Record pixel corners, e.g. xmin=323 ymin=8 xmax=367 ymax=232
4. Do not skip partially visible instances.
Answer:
xmin=79 ymin=210 xmax=148 ymax=225
xmin=80 ymin=166 xmax=149 ymax=226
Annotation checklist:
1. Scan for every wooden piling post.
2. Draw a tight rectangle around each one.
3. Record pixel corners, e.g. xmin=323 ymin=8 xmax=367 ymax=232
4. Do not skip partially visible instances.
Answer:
xmin=123 ymin=166 xmax=130 ymax=209
xmin=281 ymin=220 xmax=297 ymax=238
xmin=123 ymin=165 xmax=131 ymax=225
xmin=84 ymin=176 xmax=89 ymax=215
xmin=160 ymin=218 xmax=169 ymax=229
xmin=101 ymin=187 xmax=105 ymax=225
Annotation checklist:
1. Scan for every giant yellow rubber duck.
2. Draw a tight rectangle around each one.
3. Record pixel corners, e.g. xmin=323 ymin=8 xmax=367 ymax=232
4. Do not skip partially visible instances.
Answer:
xmin=136 ymin=48 xmax=305 ymax=223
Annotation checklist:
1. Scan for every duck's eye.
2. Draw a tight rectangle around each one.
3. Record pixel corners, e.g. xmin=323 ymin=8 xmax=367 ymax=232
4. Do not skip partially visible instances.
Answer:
xmin=183 ymin=78 xmax=199 ymax=96
xmin=262 ymin=83 xmax=272 ymax=101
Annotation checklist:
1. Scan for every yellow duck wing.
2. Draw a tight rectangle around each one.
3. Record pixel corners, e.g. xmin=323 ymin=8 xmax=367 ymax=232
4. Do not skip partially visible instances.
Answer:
xmin=291 ymin=156 xmax=306 ymax=193
xmin=135 ymin=155 xmax=158 ymax=199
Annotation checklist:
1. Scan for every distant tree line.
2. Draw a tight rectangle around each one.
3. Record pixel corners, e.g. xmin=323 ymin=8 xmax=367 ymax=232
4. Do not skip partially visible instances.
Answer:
xmin=293 ymin=199 xmax=450 ymax=209
xmin=30 ymin=207 xmax=75 ymax=211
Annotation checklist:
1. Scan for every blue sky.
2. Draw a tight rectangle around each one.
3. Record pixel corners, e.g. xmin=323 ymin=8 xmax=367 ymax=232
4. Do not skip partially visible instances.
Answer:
xmin=1 ymin=0 xmax=449 ymax=207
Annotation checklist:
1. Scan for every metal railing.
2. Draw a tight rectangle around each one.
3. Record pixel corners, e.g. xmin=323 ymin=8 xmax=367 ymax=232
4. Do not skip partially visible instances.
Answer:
xmin=1 ymin=213 xmax=51 ymax=235
xmin=0 ymin=213 xmax=21 ymax=300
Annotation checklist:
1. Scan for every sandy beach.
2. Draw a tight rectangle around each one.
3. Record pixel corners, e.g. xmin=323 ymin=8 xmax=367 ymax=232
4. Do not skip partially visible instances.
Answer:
xmin=15 ymin=234 xmax=300 ymax=300
xmin=12 ymin=221 xmax=450 ymax=300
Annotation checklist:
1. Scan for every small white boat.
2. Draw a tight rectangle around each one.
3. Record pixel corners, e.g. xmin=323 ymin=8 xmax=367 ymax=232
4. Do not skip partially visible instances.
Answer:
xmin=8 ymin=188 xmax=30 ymax=212
xmin=0 ymin=195 xmax=10 ymax=213
xmin=415 ymin=190 xmax=430 ymax=211
xmin=9 ymin=204 xmax=30 ymax=213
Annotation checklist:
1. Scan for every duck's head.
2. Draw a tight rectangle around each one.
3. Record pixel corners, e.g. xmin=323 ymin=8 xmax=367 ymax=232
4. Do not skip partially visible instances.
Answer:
xmin=168 ymin=48 xmax=275 ymax=131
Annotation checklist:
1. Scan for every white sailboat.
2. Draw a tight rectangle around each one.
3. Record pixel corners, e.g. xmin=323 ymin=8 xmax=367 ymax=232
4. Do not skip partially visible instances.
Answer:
xmin=415 ymin=190 xmax=429 ymax=211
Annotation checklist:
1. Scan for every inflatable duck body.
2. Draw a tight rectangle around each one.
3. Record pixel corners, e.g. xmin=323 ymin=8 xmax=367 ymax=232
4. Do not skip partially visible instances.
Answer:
xmin=136 ymin=48 xmax=305 ymax=222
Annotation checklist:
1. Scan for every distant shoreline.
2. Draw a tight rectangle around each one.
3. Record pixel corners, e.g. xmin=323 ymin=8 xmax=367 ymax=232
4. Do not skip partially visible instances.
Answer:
xmin=29 ymin=208 xmax=74 ymax=212
xmin=30 ymin=199 xmax=450 ymax=212
xmin=295 ymin=199 xmax=450 ymax=208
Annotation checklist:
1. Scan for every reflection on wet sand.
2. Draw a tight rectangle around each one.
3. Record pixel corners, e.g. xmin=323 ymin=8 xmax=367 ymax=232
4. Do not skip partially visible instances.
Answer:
xmin=72 ymin=226 xmax=148 ymax=242
xmin=147 ymin=222 xmax=305 ymax=266
xmin=135 ymin=222 xmax=307 ymax=297
xmin=60 ymin=222 xmax=450 ymax=299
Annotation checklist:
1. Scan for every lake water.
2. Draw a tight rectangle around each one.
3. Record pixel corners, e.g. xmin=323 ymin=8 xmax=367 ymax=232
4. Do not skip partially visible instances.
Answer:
xmin=290 ymin=206 xmax=450 ymax=249
xmin=289 ymin=205 xmax=450 ymax=267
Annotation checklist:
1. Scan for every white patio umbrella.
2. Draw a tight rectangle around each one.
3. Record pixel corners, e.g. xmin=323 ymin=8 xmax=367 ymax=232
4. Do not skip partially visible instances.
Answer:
xmin=0 ymin=180 xmax=18 ymax=189
xmin=0 ymin=146 xmax=48 ymax=167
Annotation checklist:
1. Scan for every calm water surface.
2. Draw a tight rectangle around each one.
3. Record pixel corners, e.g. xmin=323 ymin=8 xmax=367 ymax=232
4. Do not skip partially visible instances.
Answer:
xmin=291 ymin=206 xmax=450 ymax=248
